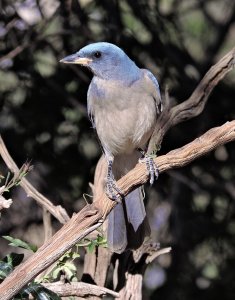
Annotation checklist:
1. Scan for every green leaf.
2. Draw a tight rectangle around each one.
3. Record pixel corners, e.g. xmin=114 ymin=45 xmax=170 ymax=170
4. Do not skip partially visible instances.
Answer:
xmin=87 ymin=241 xmax=96 ymax=253
xmin=0 ymin=253 xmax=24 ymax=282
xmin=96 ymin=235 xmax=107 ymax=246
xmin=58 ymin=251 xmax=71 ymax=263
xmin=3 ymin=236 xmax=37 ymax=252
xmin=0 ymin=261 xmax=13 ymax=279
xmin=24 ymin=283 xmax=61 ymax=300
xmin=4 ymin=253 xmax=24 ymax=267
xmin=71 ymin=252 xmax=80 ymax=260
xmin=50 ymin=265 xmax=63 ymax=280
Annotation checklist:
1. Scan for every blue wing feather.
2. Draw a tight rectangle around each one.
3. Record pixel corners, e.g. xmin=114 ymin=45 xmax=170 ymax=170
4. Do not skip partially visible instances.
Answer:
xmin=143 ymin=69 xmax=162 ymax=113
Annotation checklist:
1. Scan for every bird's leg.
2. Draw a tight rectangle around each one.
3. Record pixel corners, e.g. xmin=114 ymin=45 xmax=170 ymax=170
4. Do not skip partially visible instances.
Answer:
xmin=138 ymin=148 xmax=159 ymax=185
xmin=106 ymin=157 xmax=123 ymax=202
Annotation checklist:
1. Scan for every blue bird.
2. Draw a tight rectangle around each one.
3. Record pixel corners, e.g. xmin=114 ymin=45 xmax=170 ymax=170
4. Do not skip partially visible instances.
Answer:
xmin=60 ymin=42 xmax=162 ymax=253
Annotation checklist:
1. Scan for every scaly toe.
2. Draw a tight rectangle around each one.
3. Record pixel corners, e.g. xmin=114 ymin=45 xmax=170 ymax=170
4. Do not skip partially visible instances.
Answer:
xmin=139 ymin=155 xmax=159 ymax=185
xmin=106 ymin=176 xmax=123 ymax=202
xmin=106 ymin=186 xmax=122 ymax=203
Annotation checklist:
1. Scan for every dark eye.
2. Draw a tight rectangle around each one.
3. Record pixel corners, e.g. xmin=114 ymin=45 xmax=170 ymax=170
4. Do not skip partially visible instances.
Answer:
xmin=94 ymin=51 xmax=101 ymax=58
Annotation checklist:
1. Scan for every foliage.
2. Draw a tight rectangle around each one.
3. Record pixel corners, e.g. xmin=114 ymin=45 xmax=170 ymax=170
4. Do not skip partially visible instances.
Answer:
xmin=0 ymin=251 xmax=61 ymax=299
xmin=2 ymin=236 xmax=38 ymax=252
xmin=0 ymin=163 xmax=33 ymax=223
xmin=0 ymin=233 xmax=106 ymax=298
xmin=41 ymin=248 xmax=80 ymax=283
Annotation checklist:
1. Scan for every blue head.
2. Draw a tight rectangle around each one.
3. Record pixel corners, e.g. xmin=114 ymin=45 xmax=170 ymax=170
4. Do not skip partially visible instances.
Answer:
xmin=60 ymin=42 xmax=140 ymax=82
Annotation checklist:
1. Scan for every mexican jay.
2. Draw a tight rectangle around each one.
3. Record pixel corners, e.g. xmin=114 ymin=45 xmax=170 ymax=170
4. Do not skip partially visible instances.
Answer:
xmin=60 ymin=42 xmax=162 ymax=253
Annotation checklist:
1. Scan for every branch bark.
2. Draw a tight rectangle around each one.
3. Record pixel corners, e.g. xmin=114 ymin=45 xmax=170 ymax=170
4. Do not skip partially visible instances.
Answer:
xmin=0 ymin=120 xmax=235 ymax=299
xmin=0 ymin=47 xmax=234 ymax=299
xmin=148 ymin=47 xmax=235 ymax=152
xmin=42 ymin=281 xmax=119 ymax=298
xmin=114 ymin=245 xmax=172 ymax=300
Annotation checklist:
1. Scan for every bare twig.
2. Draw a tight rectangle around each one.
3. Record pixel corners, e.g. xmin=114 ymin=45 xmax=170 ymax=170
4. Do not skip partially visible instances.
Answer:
xmin=0 ymin=135 xmax=70 ymax=224
xmin=42 ymin=281 xmax=119 ymax=298
xmin=42 ymin=207 xmax=53 ymax=242
xmin=0 ymin=45 xmax=27 ymax=63
xmin=148 ymin=47 xmax=235 ymax=153
xmin=0 ymin=120 xmax=235 ymax=299
xmin=145 ymin=246 xmax=172 ymax=264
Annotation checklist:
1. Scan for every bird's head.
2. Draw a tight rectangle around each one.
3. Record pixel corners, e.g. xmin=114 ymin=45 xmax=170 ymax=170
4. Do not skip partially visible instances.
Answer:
xmin=60 ymin=42 xmax=139 ymax=81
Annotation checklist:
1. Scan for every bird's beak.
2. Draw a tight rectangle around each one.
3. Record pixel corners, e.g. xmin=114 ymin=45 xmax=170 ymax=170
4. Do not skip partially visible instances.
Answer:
xmin=60 ymin=54 xmax=92 ymax=66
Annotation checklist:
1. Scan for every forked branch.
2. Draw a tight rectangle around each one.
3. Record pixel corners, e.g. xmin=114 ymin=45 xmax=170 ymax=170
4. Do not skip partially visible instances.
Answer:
xmin=148 ymin=47 xmax=235 ymax=152
xmin=0 ymin=120 xmax=235 ymax=299
xmin=0 ymin=136 xmax=70 ymax=224
xmin=0 ymin=47 xmax=234 ymax=299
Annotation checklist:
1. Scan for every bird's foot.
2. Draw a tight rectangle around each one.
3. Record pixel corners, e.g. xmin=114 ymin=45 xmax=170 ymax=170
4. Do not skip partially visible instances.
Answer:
xmin=138 ymin=150 xmax=159 ymax=185
xmin=106 ymin=158 xmax=123 ymax=202
xmin=106 ymin=173 xmax=123 ymax=202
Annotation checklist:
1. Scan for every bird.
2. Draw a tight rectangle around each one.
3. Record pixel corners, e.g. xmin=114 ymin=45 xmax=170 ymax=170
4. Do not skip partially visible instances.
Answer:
xmin=60 ymin=42 xmax=162 ymax=253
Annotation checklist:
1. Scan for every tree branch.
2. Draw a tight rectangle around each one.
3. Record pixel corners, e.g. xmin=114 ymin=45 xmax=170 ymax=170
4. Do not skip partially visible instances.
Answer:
xmin=148 ymin=47 xmax=235 ymax=152
xmin=0 ymin=120 xmax=235 ymax=299
xmin=0 ymin=135 xmax=70 ymax=224
xmin=42 ymin=281 xmax=119 ymax=298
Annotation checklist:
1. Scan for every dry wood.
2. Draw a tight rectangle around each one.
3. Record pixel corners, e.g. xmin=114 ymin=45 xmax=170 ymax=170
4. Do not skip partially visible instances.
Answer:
xmin=0 ymin=47 xmax=234 ymax=299
xmin=42 ymin=281 xmax=119 ymax=298
xmin=117 ymin=245 xmax=172 ymax=299
xmin=115 ymin=46 xmax=235 ymax=300
xmin=0 ymin=136 xmax=70 ymax=224
xmin=0 ymin=120 xmax=235 ymax=299
xmin=42 ymin=207 xmax=53 ymax=242
xmin=148 ymin=47 xmax=235 ymax=152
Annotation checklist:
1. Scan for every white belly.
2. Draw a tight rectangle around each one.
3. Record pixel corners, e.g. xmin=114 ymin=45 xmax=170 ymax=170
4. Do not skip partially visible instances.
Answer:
xmin=94 ymin=96 xmax=156 ymax=155
xmin=88 ymin=73 xmax=159 ymax=156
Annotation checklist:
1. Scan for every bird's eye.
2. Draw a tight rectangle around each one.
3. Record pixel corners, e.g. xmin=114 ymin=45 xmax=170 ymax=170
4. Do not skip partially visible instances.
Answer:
xmin=94 ymin=51 xmax=101 ymax=58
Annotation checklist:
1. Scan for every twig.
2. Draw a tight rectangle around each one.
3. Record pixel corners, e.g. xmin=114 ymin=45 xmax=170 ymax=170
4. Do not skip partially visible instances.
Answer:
xmin=109 ymin=43 xmax=235 ymax=300
xmin=0 ymin=45 xmax=27 ymax=63
xmin=42 ymin=281 xmax=119 ymax=298
xmin=145 ymin=247 xmax=172 ymax=264
xmin=0 ymin=120 xmax=235 ymax=299
xmin=148 ymin=47 xmax=235 ymax=152
xmin=0 ymin=136 xmax=70 ymax=224
xmin=42 ymin=207 xmax=53 ymax=242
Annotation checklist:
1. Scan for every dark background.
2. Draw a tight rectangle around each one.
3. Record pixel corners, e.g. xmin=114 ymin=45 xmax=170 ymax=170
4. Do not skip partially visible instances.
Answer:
xmin=0 ymin=0 xmax=235 ymax=299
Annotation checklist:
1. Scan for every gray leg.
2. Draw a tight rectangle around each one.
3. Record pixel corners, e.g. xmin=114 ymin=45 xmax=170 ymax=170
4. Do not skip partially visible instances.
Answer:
xmin=138 ymin=149 xmax=159 ymax=185
xmin=106 ymin=156 xmax=123 ymax=202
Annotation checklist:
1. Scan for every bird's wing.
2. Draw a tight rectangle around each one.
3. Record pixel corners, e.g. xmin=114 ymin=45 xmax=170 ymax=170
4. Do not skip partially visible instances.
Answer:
xmin=87 ymin=80 xmax=97 ymax=128
xmin=141 ymin=69 xmax=162 ymax=114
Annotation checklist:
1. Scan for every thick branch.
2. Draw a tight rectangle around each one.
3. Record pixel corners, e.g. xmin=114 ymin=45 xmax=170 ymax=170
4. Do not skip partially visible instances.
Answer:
xmin=42 ymin=282 xmax=119 ymax=298
xmin=98 ymin=120 xmax=235 ymax=215
xmin=0 ymin=120 xmax=235 ymax=299
xmin=0 ymin=136 xmax=70 ymax=224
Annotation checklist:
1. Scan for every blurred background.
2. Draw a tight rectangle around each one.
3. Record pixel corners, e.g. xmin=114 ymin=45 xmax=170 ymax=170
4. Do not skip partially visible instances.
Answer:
xmin=0 ymin=0 xmax=235 ymax=299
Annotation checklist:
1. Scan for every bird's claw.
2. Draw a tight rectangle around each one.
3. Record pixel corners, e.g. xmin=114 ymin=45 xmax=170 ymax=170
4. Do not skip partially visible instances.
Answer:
xmin=106 ymin=173 xmax=123 ymax=203
xmin=139 ymin=154 xmax=159 ymax=185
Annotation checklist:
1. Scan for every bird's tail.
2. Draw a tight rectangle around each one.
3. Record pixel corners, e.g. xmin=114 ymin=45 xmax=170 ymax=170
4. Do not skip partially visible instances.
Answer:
xmin=107 ymin=187 xmax=150 ymax=254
